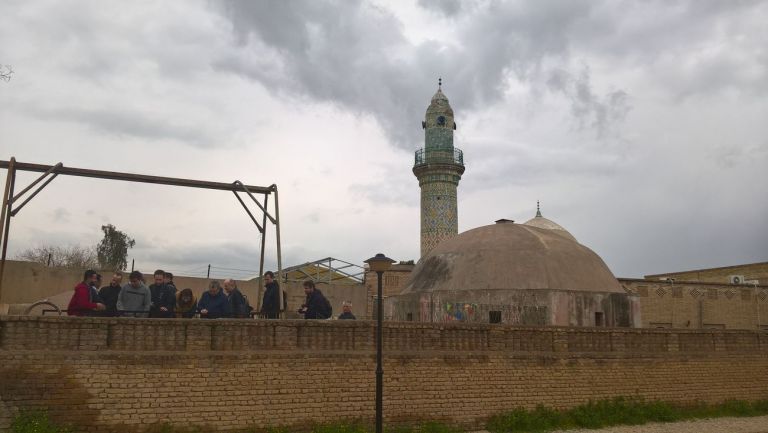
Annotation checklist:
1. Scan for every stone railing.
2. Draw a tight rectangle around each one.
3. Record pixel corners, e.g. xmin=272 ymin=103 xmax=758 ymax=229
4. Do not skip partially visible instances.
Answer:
xmin=2 ymin=316 xmax=767 ymax=354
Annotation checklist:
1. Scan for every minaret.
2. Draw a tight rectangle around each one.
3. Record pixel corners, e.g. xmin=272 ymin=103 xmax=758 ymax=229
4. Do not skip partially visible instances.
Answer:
xmin=413 ymin=79 xmax=465 ymax=257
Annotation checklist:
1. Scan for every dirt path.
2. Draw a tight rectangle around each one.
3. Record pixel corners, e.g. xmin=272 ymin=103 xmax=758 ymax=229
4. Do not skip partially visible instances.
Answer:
xmin=474 ymin=415 xmax=768 ymax=433
xmin=549 ymin=415 xmax=768 ymax=433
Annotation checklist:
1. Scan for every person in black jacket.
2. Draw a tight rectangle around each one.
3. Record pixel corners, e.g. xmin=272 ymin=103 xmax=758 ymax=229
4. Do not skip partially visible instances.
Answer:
xmin=164 ymin=272 xmax=177 ymax=292
xmin=197 ymin=280 xmax=231 ymax=319
xmin=223 ymin=278 xmax=249 ymax=318
xmin=298 ymin=280 xmax=331 ymax=319
xmin=260 ymin=271 xmax=281 ymax=319
xmin=98 ymin=272 xmax=123 ymax=317
xmin=149 ymin=269 xmax=176 ymax=318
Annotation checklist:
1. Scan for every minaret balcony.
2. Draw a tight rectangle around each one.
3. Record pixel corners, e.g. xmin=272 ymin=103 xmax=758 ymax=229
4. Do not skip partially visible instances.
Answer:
xmin=414 ymin=147 xmax=464 ymax=168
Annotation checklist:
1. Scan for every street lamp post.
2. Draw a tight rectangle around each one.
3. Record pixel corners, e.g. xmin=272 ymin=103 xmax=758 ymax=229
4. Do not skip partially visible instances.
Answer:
xmin=365 ymin=253 xmax=395 ymax=433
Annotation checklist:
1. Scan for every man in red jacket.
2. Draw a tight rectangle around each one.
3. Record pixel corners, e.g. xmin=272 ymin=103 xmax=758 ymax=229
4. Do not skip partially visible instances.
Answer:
xmin=67 ymin=270 xmax=106 ymax=316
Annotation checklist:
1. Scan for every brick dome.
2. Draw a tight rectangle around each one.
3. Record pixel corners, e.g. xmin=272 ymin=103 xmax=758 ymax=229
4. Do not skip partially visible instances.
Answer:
xmin=403 ymin=221 xmax=623 ymax=294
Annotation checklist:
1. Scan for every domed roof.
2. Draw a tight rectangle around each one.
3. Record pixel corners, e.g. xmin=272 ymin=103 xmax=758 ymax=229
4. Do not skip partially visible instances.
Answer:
xmin=523 ymin=216 xmax=577 ymax=242
xmin=402 ymin=221 xmax=622 ymax=294
xmin=522 ymin=202 xmax=577 ymax=242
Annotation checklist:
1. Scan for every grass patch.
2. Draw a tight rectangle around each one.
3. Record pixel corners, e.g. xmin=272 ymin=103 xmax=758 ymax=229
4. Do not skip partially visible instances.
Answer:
xmin=11 ymin=411 xmax=75 ymax=433
xmin=487 ymin=397 xmax=768 ymax=433
xmin=12 ymin=398 xmax=768 ymax=433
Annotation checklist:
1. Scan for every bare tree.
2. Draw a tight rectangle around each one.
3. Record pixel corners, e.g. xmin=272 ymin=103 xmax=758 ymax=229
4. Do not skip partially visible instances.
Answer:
xmin=0 ymin=65 xmax=13 ymax=82
xmin=17 ymin=244 xmax=99 ymax=269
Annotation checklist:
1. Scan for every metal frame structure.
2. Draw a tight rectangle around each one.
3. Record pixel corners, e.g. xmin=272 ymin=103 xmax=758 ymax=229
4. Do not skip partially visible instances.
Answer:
xmin=281 ymin=257 xmax=365 ymax=285
xmin=0 ymin=157 xmax=282 ymax=305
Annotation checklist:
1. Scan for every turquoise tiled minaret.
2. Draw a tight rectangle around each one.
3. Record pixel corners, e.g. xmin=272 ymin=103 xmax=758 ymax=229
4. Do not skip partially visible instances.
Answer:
xmin=413 ymin=79 xmax=465 ymax=257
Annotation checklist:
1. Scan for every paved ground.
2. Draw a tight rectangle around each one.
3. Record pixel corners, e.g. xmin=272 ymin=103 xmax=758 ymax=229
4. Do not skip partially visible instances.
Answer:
xmin=472 ymin=415 xmax=768 ymax=433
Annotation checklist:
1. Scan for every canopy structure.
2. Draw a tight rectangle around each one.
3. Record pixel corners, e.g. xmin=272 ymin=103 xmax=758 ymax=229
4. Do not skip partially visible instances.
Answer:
xmin=281 ymin=257 xmax=365 ymax=285
xmin=0 ymin=157 xmax=282 ymax=305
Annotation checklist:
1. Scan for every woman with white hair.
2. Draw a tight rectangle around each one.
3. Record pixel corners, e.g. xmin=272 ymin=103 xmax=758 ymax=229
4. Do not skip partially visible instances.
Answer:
xmin=337 ymin=301 xmax=356 ymax=320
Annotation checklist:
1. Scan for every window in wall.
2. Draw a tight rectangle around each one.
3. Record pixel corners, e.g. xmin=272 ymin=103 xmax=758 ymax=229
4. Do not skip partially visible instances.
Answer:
xmin=489 ymin=311 xmax=502 ymax=324
xmin=649 ymin=322 xmax=672 ymax=328
xmin=406 ymin=313 xmax=413 ymax=322
xmin=595 ymin=312 xmax=605 ymax=327
xmin=703 ymin=323 xmax=726 ymax=329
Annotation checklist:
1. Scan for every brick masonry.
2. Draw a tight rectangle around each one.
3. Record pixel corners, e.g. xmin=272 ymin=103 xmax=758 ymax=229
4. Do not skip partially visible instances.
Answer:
xmin=620 ymin=279 xmax=768 ymax=329
xmin=1 ymin=316 xmax=768 ymax=431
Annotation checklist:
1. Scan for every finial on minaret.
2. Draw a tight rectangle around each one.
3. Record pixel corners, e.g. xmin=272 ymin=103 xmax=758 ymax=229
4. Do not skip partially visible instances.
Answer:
xmin=536 ymin=201 xmax=542 ymax=217
xmin=438 ymin=77 xmax=442 ymax=89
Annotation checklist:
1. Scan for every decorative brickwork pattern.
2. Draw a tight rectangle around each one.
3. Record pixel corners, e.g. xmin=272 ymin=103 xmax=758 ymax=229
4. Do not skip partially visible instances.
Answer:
xmin=620 ymin=279 xmax=768 ymax=329
xmin=2 ymin=317 xmax=768 ymax=432
xmin=413 ymin=86 xmax=464 ymax=258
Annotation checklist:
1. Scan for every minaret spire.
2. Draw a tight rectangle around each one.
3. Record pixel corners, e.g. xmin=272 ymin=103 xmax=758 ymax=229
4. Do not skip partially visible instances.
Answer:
xmin=536 ymin=201 xmax=542 ymax=217
xmin=414 ymin=82 xmax=464 ymax=257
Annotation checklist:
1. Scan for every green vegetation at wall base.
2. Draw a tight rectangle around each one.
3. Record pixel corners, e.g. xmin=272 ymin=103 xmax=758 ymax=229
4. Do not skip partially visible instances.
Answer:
xmin=12 ymin=398 xmax=768 ymax=433
xmin=486 ymin=397 xmax=768 ymax=432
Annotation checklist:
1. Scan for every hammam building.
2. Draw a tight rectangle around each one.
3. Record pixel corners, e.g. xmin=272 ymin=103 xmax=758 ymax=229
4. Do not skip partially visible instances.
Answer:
xmin=388 ymin=211 xmax=637 ymax=327
xmin=381 ymin=82 xmax=766 ymax=329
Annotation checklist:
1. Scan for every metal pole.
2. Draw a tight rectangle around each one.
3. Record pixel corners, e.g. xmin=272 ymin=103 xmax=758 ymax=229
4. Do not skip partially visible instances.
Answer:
xmin=131 ymin=259 xmax=134 ymax=272
xmin=0 ymin=160 xmax=17 ymax=301
xmin=669 ymin=279 xmax=675 ymax=328
xmin=273 ymin=185 xmax=283 ymax=314
xmin=756 ymin=283 xmax=761 ymax=329
xmin=258 ymin=194 xmax=269 ymax=305
xmin=376 ymin=270 xmax=383 ymax=433
xmin=207 ymin=264 xmax=211 ymax=278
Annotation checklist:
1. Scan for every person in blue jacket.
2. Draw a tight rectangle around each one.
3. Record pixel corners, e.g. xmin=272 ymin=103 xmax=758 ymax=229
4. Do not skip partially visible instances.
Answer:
xmin=197 ymin=280 xmax=231 ymax=319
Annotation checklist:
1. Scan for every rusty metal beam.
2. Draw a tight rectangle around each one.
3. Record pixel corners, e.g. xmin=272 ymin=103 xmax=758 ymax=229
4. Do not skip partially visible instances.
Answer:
xmin=0 ymin=159 xmax=16 ymax=302
xmin=233 ymin=180 xmax=277 ymax=223
xmin=0 ymin=158 xmax=281 ymax=307
xmin=232 ymin=191 xmax=264 ymax=233
xmin=0 ymin=160 xmax=274 ymax=194
xmin=11 ymin=162 xmax=62 ymax=203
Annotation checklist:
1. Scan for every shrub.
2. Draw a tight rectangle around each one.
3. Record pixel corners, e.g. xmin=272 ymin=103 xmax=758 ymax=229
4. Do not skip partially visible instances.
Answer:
xmin=11 ymin=411 xmax=75 ymax=433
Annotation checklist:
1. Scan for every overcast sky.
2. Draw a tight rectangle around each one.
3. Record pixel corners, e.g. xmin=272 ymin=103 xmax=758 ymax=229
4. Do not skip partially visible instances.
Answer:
xmin=1 ymin=0 xmax=766 ymax=280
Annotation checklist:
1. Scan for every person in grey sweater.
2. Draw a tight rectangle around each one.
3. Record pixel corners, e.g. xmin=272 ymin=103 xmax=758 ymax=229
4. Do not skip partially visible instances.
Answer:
xmin=117 ymin=271 xmax=152 ymax=317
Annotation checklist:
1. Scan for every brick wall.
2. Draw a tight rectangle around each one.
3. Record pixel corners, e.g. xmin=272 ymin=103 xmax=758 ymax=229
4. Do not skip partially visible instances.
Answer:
xmin=621 ymin=279 xmax=768 ymax=329
xmin=1 ymin=317 xmax=768 ymax=432
xmin=644 ymin=262 xmax=768 ymax=285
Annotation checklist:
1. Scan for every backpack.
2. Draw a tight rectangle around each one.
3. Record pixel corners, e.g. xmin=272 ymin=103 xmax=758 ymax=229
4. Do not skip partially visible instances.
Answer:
xmin=319 ymin=295 xmax=333 ymax=319
xmin=242 ymin=293 xmax=254 ymax=316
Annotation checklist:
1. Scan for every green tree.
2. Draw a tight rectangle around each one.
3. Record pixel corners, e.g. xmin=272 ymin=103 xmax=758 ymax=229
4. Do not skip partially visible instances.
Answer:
xmin=97 ymin=224 xmax=135 ymax=271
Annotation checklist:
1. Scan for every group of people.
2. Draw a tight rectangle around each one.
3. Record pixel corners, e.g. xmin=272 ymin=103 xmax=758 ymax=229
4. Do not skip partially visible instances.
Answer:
xmin=66 ymin=269 xmax=356 ymax=320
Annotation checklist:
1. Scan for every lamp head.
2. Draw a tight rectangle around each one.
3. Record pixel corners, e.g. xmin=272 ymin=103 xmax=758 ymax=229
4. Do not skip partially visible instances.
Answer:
xmin=365 ymin=253 xmax=396 ymax=273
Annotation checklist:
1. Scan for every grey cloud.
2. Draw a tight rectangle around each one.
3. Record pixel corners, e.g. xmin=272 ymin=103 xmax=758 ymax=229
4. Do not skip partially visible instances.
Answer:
xmin=303 ymin=212 xmax=321 ymax=223
xmin=348 ymin=163 xmax=418 ymax=206
xmin=51 ymin=208 xmax=71 ymax=223
xmin=211 ymin=0 xmax=630 ymax=149
xmin=547 ymin=67 xmax=631 ymax=138
xmin=348 ymin=181 xmax=418 ymax=207
xmin=710 ymin=142 xmax=768 ymax=169
xmin=27 ymin=105 xmax=223 ymax=148
xmin=462 ymin=141 xmax=623 ymax=193
xmin=417 ymin=0 xmax=463 ymax=17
